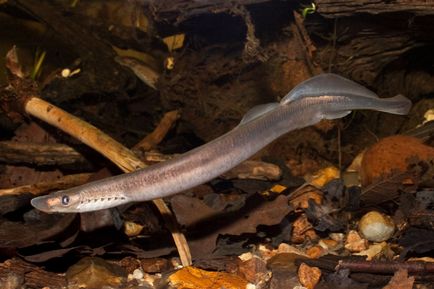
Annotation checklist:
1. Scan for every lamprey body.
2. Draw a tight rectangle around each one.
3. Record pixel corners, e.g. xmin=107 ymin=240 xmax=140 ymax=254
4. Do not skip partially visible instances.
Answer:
xmin=31 ymin=74 xmax=411 ymax=213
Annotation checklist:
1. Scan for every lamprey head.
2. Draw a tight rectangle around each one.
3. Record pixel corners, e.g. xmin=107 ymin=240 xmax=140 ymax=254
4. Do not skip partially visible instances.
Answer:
xmin=31 ymin=191 xmax=82 ymax=213
xmin=31 ymin=189 xmax=131 ymax=213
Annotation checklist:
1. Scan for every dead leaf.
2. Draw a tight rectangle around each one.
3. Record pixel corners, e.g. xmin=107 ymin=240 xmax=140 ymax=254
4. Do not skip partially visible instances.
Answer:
xmin=20 ymin=246 xmax=82 ymax=263
xmin=298 ymin=262 xmax=321 ymax=289
xmin=382 ymin=269 xmax=414 ymax=289
xmin=168 ymin=266 xmax=247 ymax=289
xmin=318 ymin=269 xmax=368 ymax=289
xmin=344 ymin=230 xmax=368 ymax=253
xmin=291 ymin=214 xmax=318 ymax=244
xmin=360 ymin=170 xmax=416 ymax=206
xmin=305 ymin=199 xmax=346 ymax=232
xmin=399 ymin=228 xmax=434 ymax=257
xmin=172 ymin=194 xmax=291 ymax=257
xmin=0 ymin=212 xmax=77 ymax=248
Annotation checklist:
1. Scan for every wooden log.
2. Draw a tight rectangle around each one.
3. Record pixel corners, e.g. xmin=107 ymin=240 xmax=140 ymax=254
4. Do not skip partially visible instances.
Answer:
xmin=0 ymin=173 xmax=92 ymax=197
xmin=316 ymin=0 xmax=434 ymax=18
xmin=0 ymin=141 xmax=88 ymax=166
xmin=150 ymin=0 xmax=271 ymax=22
xmin=0 ymin=259 xmax=66 ymax=289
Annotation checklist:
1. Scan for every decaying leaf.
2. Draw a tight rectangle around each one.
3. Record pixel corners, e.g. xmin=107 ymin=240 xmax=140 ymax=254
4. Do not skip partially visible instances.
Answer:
xmin=20 ymin=246 xmax=82 ymax=263
xmin=305 ymin=199 xmax=346 ymax=232
xmin=344 ymin=230 xmax=368 ymax=253
xmin=298 ymin=262 xmax=321 ymax=289
xmin=317 ymin=269 xmax=368 ymax=289
xmin=399 ymin=228 xmax=434 ymax=257
xmin=360 ymin=170 xmax=416 ymax=206
xmin=168 ymin=266 xmax=247 ymax=289
xmin=382 ymin=269 xmax=414 ymax=289
xmin=291 ymin=214 xmax=318 ymax=244
xmin=171 ymin=194 xmax=291 ymax=257
xmin=0 ymin=212 xmax=77 ymax=248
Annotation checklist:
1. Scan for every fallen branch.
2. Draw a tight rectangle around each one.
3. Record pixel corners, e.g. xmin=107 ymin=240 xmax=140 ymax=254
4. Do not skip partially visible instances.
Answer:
xmin=336 ymin=259 xmax=434 ymax=274
xmin=133 ymin=110 xmax=180 ymax=151
xmin=0 ymin=173 xmax=92 ymax=197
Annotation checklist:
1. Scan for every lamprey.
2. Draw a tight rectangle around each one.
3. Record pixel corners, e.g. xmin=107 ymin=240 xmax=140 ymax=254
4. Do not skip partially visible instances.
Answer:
xmin=31 ymin=74 xmax=411 ymax=213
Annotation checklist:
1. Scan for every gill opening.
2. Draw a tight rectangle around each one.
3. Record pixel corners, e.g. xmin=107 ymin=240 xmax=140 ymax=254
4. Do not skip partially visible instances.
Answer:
xmin=80 ymin=196 xmax=126 ymax=204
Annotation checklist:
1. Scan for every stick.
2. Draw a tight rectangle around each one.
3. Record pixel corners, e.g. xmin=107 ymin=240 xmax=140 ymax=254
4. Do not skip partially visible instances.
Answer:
xmin=0 ymin=173 xmax=92 ymax=196
xmin=133 ymin=110 xmax=180 ymax=151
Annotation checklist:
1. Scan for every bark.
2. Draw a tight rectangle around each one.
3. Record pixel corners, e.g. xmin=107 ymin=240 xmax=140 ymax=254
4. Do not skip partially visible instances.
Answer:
xmin=316 ymin=0 xmax=434 ymax=18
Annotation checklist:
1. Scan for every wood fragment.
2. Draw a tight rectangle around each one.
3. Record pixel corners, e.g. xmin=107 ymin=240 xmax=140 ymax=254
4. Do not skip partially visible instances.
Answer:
xmin=336 ymin=259 xmax=434 ymax=274
xmin=151 ymin=0 xmax=271 ymax=22
xmin=0 ymin=258 xmax=66 ymax=289
xmin=221 ymin=160 xmax=281 ymax=181
xmin=316 ymin=0 xmax=434 ymax=18
xmin=133 ymin=110 xmax=180 ymax=151
xmin=0 ymin=141 xmax=88 ymax=166
xmin=0 ymin=173 xmax=92 ymax=196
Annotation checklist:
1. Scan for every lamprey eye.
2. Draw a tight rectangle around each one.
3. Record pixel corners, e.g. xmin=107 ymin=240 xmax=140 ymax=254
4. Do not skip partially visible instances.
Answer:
xmin=61 ymin=195 xmax=70 ymax=206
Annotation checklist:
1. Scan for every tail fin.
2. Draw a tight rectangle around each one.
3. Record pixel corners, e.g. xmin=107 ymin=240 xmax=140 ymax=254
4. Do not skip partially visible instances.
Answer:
xmin=374 ymin=94 xmax=412 ymax=115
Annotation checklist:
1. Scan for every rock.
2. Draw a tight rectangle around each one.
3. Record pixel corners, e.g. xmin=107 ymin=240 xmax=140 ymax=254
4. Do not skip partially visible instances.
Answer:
xmin=358 ymin=211 xmax=395 ymax=242
xmin=361 ymin=135 xmax=434 ymax=186
xmin=66 ymin=257 xmax=127 ymax=289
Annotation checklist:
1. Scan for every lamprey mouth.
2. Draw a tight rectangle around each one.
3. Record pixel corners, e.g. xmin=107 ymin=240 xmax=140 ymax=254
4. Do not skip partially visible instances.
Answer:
xmin=31 ymin=195 xmax=57 ymax=213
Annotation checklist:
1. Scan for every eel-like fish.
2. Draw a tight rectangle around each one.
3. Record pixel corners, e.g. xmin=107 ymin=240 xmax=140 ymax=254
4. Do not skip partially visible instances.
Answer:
xmin=31 ymin=74 xmax=411 ymax=213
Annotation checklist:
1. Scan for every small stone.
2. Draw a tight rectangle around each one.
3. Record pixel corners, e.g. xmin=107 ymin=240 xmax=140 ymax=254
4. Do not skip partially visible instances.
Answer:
xmin=238 ymin=255 xmax=268 ymax=285
xmin=329 ymin=233 xmax=345 ymax=242
xmin=140 ymin=258 xmax=170 ymax=273
xmin=318 ymin=239 xmax=340 ymax=251
xmin=132 ymin=268 xmax=144 ymax=280
xmin=238 ymin=252 xmax=253 ymax=262
xmin=306 ymin=245 xmax=326 ymax=259
xmin=277 ymin=243 xmax=308 ymax=257
xmin=267 ymin=253 xmax=301 ymax=272
xmin=66 ymin=257 xmax=127 ymax=289
xmin=124 ymin=221 xmax=144 ymax=237
xmin=267 ymin=253 xmax=303 ymax=289
xmin=359 ymin=211 xmax=395 ymax=242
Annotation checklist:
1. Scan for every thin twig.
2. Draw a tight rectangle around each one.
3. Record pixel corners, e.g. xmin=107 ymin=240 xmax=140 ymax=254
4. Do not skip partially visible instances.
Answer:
xmin=0 ymin=173 xmax=92 ymax=196
xmin=337 ymin=259 xmax=434 ymax=274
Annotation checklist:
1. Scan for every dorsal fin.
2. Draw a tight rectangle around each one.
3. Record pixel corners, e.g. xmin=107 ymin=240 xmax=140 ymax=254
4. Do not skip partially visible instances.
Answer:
xmin=281 ymin=73 xmax=378 ymax=105
xmin=239 ymin=103 xmax=279 ymax=125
